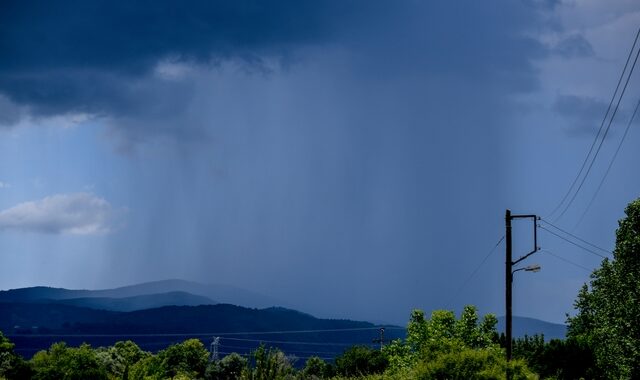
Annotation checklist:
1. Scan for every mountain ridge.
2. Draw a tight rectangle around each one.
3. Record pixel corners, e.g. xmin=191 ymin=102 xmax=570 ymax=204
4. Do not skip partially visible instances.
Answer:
xmin=0 ymin=301 xmax=394 ymax=358
xmin=0 ymin=279 xmax=281 ymax=310
xmin=0 ymin=281 xmax=567 ymax=341
xmin=50 ymin=291 xmax=216 ymax=312
xmin=497 ymin=316 xmax=566 ymax=340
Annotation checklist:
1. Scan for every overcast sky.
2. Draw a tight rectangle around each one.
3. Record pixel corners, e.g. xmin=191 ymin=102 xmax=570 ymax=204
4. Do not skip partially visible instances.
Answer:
xmin=1 ymin=0 xmax=639 ymax=325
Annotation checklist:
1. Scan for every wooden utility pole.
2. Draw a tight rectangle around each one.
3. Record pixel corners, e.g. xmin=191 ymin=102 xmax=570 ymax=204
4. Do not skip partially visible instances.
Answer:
xmin=505 ymin=209 xmax=513 ymax=361
xmin=505 ymin=210 xmax=539 ymax=364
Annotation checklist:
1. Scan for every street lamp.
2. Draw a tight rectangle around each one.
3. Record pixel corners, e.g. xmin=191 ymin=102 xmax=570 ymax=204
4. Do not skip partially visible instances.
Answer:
xmin=513 ymin=264 xmax=541 ymax=274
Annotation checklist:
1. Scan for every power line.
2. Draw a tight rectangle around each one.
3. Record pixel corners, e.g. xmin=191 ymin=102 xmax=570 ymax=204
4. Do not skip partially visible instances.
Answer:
xmin=452 ymin=235 xmax=504 ymax=301
xmin=555 ymin=34 xmax=640 ymax=221
xmin=547 ymin=26 xmax=640 ymax=219
xmin=540 ymin=218 xmax=611 ymax=254
xmin=576 ymin=97 xmax=640 ymax=226
xmin=6 ymin=333 xmax=210 ymax=338
xmin=539 ymin=225 xmax=609 ymax=259
xmin=219 ymin=343 xmax=341 ymax=356
xmin=11 ymin=340 xmax=354 ymax=357
xmin=216 ymin=351 xmax=335 ymax=361
xmin=212 ymin=327 xmax=401 ymax=336
xmin=7 ymin=326 xmax=404 ymax=338
xmin=220 ymin=337 xmax=369 ymax=347
xmin=206 ymin=349 xmax=338 ymax=361
xmin=540 ymin=249 xmax=593 ymax=272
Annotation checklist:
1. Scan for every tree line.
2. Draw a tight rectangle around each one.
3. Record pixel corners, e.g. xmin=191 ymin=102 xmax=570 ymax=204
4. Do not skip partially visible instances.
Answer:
xmin=0 ymin=305 xmax=535 ymax=380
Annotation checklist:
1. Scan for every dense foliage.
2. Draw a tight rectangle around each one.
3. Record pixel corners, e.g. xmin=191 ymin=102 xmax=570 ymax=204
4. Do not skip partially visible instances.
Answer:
xmin=510 ymin=334 xmax=597 ymax=379
xmin=567 ymin=198 xmax=640 ymax=379
xmin=0 ymin=332 xmax=30 ymax=379
xmin=382 ymin=306 xmax=533 ymax=380
xmin=0 ymin=306 xmax=536 ymax=380
xmin=335 ymin=346 xmax=387 ymax=377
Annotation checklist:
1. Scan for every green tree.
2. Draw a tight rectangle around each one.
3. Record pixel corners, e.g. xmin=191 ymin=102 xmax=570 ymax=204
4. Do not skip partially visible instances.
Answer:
xmin=300 ymin=356 xmax=332 ymax=379
xmin=205 ymin=353 xmax=248 ymax=380
xmin=512 ymin=336 xmax=597 ymax=380
xmin=567 ymin=198 xmax=640 ymax=379
xmin=129 ymin=354 xmax=164 ymax=380
xmin=130 ymin=339 xmax=209 ymax=380
xmin=31 ymin=342 xmax=107 ymax=380
xmin=159 ymin=339 xmax=210 ymax=379
xmin=375 ymin=307 xmax=536 ymax=379
xmin=335 ymin=346 xmax=388 ymax=377
xmin=411 ymin=346 xmax=534 ymax=380
xmin=96 ymin=340 xmax=148 ymax=379
xmin=384 ymin=306 xmax=499 ymax=372
xmin=0 ymin=331 xmax=31 ymax=380
xmin=243 ymin=345 xmax=295 ymax=380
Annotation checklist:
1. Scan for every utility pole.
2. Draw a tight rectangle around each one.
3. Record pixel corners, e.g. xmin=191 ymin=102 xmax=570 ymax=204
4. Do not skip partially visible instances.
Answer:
xmin=372 ymin=327 xmax=385 ymax=350
xmin=505 ymin=210 xmax=539 ymax=362
xmin=505 ymin=209 xmax=513 ymax=361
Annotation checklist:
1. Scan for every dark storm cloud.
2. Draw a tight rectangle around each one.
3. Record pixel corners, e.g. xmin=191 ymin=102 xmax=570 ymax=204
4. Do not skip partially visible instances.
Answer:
xmin=0 ymin=0 xmax=359 ymax=119
xmin=0 ymin=0 xmax=551 ymax=144
xmin=0 ymin=0 xmax=352 ymax=73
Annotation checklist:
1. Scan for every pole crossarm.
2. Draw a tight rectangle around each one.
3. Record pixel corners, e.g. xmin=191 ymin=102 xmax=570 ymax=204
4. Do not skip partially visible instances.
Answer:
xmin=509 ymin=214 xmax=537 ymax=219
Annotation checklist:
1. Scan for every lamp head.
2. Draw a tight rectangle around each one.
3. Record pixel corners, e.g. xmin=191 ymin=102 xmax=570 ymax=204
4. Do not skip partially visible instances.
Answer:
xmin=525 ymin=264 xmax=541 ymax=272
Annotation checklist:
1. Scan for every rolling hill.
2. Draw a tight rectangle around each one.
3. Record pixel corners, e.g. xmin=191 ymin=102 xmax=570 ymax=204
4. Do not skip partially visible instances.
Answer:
xmin=0 ymin=301 xmax=398 ymax=359
xmin=0 ymin=279 xmax=280 ymax=310
xmin=497 ymin=316 xmax=567 ymax=340
xmin=51 ymin=291 xmax=215 ymax=312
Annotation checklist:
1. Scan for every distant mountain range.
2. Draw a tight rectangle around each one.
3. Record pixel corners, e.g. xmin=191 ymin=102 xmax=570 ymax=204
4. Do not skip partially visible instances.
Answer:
xmin=0 ymin=302 xmax=375 ymax=335
xmin=0 ymin=280 xmax=566 ymax=358
xmin=0 ymin=279 xmax=281 ymax=309
xmin=26 ymin=291 xmax=214 ymax=312
xmin=0 ymin=280 xmax=397 ymax=358
xmin=497 ymin=316 xmax=567 ymax=341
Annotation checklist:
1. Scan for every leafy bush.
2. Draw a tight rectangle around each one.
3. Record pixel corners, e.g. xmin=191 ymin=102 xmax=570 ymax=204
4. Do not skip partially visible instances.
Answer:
xmin=384 ymin=306 xmax=499 ymax=373
xmin=160 ymin=339 xmax=210 ymax=379
xmin=0 ymin=331 xmax=31 ymax=380
xmin=129 ymin=354 xmax=164 ymax=380
xmin=243 ymin=345 xmax=295 ymax=380
xmin=31 ymin=342 xmax=108 ymax=380
xmin=96 ymin=340 xmax=148 ymax=379
xmin=512 ymin=335 xmax=596 ymax=379
xmin=335 ymin=346 xmax=388 ymax=377
xmin=300 ymin=356 xmax=334 ymax=379
xmin=206 ymin=352 xmax=248 ymax=380
xmin=412 ymin=346 xmax=535 ymax=380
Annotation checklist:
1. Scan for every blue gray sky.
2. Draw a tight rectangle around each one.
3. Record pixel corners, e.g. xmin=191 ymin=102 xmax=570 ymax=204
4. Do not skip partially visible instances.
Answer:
xmin=1 ymin=0 xmax=639 ymax=325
